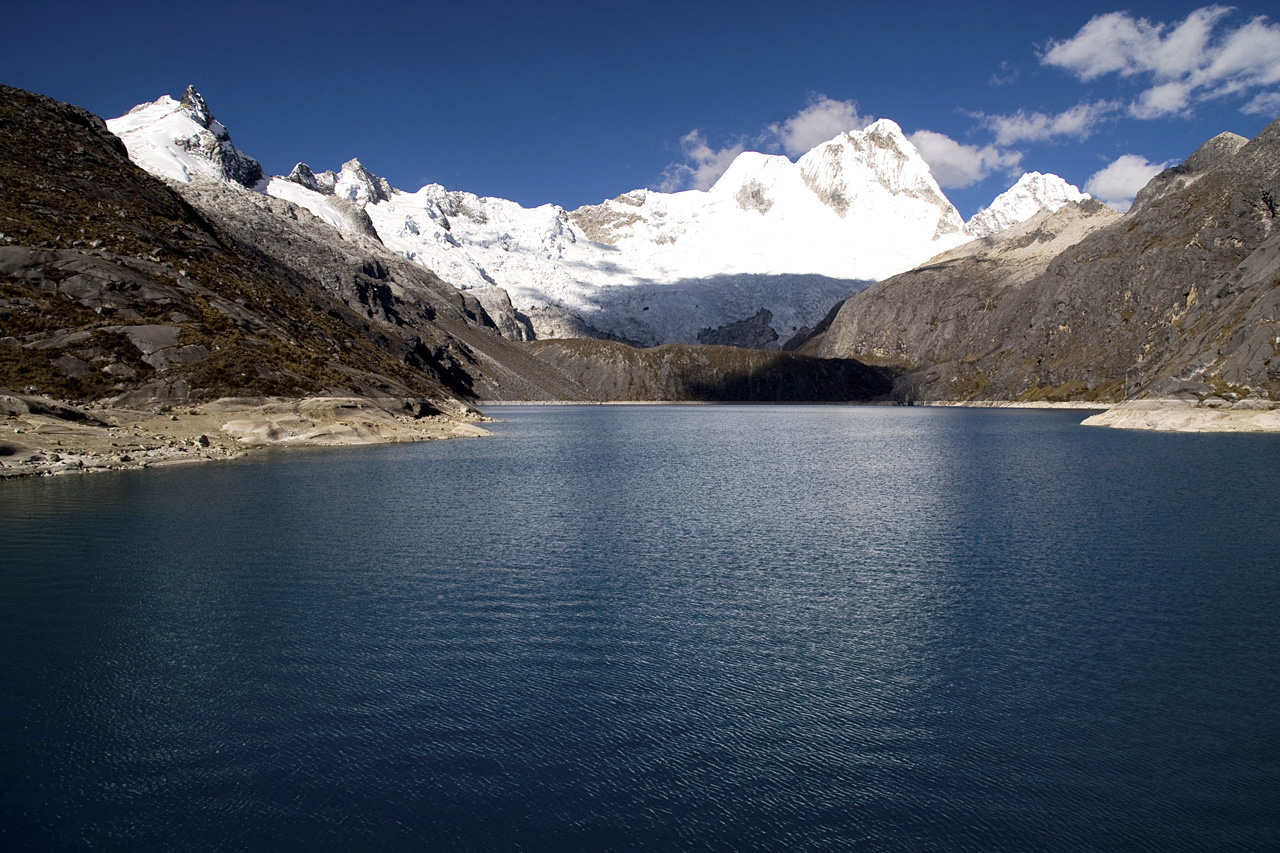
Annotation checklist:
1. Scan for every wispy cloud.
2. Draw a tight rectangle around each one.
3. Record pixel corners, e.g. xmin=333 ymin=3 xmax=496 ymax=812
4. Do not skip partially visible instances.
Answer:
xmin=976 ymin=101 xmax=1121 ymax=146
xmin=1243 ymin=89 xmax=1280 ymax=116
xmin=907 ymin=130 xmax=1022 ymax=189
xmin=989 ymin=61 xmax=1019 ymax=87
xmin=764 ymin=94 xmax=870 ymax=158
xmin=659 ymin=94 xmax=870 ymax=191
xmin=1042 ymin=6 xmax=1280 ymax=119
xmin=1084 ymin=154 xmax=1172 ymax=211
xmin=657 ymin=131 xmax=746 ymax=192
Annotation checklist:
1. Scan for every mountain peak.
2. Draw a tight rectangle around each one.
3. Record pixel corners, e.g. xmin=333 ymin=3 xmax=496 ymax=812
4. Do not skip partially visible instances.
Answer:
xmin=334 ymin=159 xmax=392 ymax=204
xmin=863 ymin=118 xmax=908 ymax=144
xmin=106 ymin=88 xmax=262 ymax=188
xmin=966 ymin=172 xmax=1089 ymax=239
xmin=287 ymin=162 xmax=320 ymax=192
xmin=179 ymin=85 xmax=211 ymax=127
xmin=795 ymin=119 xmax=962 ymax=237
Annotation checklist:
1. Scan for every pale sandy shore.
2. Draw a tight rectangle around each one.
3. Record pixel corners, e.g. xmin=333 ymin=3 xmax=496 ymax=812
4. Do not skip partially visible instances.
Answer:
xmin=917 ymin=400 xmax=1108 ymax=410
xmin=1080 ymin=400 xmax=1280 ymax=432
xmin=0 ymin=394 xmax=490 ymax=479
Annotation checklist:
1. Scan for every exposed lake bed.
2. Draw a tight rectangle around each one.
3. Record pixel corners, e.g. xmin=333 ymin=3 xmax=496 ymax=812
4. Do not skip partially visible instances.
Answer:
xmin=0 ymin=393 xmax=490 ymax=478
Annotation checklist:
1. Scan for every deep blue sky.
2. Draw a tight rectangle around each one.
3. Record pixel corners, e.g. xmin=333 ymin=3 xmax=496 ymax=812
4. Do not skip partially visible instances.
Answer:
xmin=5 ymin=1 xmax=1278 ymax=216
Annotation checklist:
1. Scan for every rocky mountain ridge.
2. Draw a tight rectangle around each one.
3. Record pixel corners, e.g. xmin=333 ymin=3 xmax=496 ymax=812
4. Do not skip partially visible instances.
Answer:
xmin=0 ymin=82 xmax=586 ymax=417
xmin=107 ymin=89 xmax=1086 ymax=348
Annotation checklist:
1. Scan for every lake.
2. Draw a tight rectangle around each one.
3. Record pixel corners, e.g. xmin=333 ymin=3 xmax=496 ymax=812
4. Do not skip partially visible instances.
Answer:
xmin=2 ymin=404 xmax=1278 ymax=851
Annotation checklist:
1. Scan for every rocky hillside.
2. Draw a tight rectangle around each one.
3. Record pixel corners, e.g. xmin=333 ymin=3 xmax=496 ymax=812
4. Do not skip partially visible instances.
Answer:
xmin=800 ymin=119 xmax=1280 ymax=407
xmin=0 ymin=83 xmax=584 ymax=412
xmin=526 ymin=339 xmax=892 ymax=402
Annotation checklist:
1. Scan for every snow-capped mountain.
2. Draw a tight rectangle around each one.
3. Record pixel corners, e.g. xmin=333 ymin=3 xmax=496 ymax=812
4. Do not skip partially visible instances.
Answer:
xmin=965 ymin=172 xmax=1090 ymax=239
xmin=566 ymin=120 xmax=968 ymax=284
xmin=106 ymin=88 xmax=1087 ymax=346
xmin=106 ymin=86 xmax=262 ymax=188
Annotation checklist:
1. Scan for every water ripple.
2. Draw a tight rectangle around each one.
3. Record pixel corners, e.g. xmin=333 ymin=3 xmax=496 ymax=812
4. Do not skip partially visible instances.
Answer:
xmin=2 ymin=406 xmax=1278 ymax=850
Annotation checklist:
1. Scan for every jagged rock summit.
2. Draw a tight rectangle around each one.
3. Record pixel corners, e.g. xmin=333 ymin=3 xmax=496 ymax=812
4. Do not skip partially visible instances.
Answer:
xmin=106 ymin=85 xmax=263 ymax=188
xmin=285 ymin=158 xmax=393 ymax=205
xmin=106 ymin=88 xmax=1086 ymax=346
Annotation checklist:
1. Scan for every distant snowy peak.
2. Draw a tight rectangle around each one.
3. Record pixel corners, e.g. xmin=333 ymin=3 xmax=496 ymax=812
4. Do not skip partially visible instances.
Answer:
xmin=796 ymin=120 xmax=963 ymax=232
xmin=966 ymin=172 xmax=1090 ymax=239
xmin=565 ymin=121 xmax=969 ymax=282
xmin=106 ymin=86 xmax=262 ymax=188
xmin=286 ymin=158 xmax=394 ymax=205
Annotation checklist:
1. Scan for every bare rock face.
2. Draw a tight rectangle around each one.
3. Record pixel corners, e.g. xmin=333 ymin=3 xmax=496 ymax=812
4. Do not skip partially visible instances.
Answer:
xmin=527 ymin=339 xmax=892 ymax=402
xmin=802 ymin=117 xmax=1280 ymax=406
xmin=566 ymin=193 xmax=643 ymax=245
xmin=697 ymin=308 xmax=780 ymax=349
xmin=1130 ymin=132 xmax=1248 ymax=212
xmin=286 ymin=162 xmax=322 ymax=192
xmin=176 ymin=85 xmax=264 ymax=188
xmin=466 ymin=285 xmax=535 ymax=342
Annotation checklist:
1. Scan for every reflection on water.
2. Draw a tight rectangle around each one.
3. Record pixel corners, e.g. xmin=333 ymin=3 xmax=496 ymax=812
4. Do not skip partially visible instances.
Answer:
xmin=2 ymin=405 xmax=1278 ymax=851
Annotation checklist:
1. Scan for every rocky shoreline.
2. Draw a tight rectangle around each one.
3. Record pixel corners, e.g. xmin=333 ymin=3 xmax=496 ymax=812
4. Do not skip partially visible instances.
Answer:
xmin=911 ymin=397 xmax=1279 ymax=431
xmin=0 ymin=393 xmax=490 ymax=479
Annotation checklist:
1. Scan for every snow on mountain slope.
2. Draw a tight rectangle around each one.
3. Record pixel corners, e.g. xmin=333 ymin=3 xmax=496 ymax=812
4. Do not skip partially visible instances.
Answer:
xmin=965 ymin=172 xmax=1090 ymax=239
xmin=569 ymin=120 xmax=968 ymax=284
xmin=106 ymin=89 xmax=1083 ymax=346
xmin=106 ymin=86 xmax=262 ymax=188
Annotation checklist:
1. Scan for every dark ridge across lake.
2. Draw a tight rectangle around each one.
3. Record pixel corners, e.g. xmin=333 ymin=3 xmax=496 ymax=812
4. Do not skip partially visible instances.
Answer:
xmin=2 ymin=405 xmax=1278 ymax=851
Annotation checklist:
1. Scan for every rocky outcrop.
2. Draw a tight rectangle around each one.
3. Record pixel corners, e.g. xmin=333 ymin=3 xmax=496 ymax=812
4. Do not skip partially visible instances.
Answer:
xmin=1130 ymin=132 xmax=1248 ymax=211
xmin=285 ymin=158 xmax=394 ymax=205
xmin=802 ymin=117 xmax=1280 ymax=408
xmin=697 ymin=308 xmax=780 ymax=349
xmin=175 ymin=85 xmax=264 ymax=188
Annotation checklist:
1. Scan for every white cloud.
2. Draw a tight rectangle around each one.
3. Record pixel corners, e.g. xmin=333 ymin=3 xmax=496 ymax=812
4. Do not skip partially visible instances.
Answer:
xmin=658 ymin=94 xmax=869 ymax=192
xmin=1042 ymin=6 xmax=1280 ymax=118
xmin=1084 ymin=154 xmax=1171 ymax=211
xmin=979 ymin=101 xmax=1120 ymax=146
xmin=1130 ymin=81 xmax=1193 ymax=119
xmin=907 ymin=130 xmax=1022 ymax=189
xmin=1243 ymin=90 xmax=1280 ymax=116
xmin=657 ymin=130 xmax=745 ymax=192
xmin=765 ymin=94 xmax=869 ymax=157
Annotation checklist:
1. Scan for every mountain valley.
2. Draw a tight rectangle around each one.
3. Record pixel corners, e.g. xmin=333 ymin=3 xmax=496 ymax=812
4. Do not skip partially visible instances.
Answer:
xmin=2 ymin=80 xmax=1278 ymax=477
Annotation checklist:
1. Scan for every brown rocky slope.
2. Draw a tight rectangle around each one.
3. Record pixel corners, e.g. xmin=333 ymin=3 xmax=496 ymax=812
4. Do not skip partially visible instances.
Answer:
xmin=799 ymin=119 xmax=1280 ymax=413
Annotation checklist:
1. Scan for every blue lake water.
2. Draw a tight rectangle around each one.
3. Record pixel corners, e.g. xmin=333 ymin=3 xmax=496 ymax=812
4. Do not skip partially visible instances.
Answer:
xmin=2 ymin=404 xmax=1278 ymax=851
